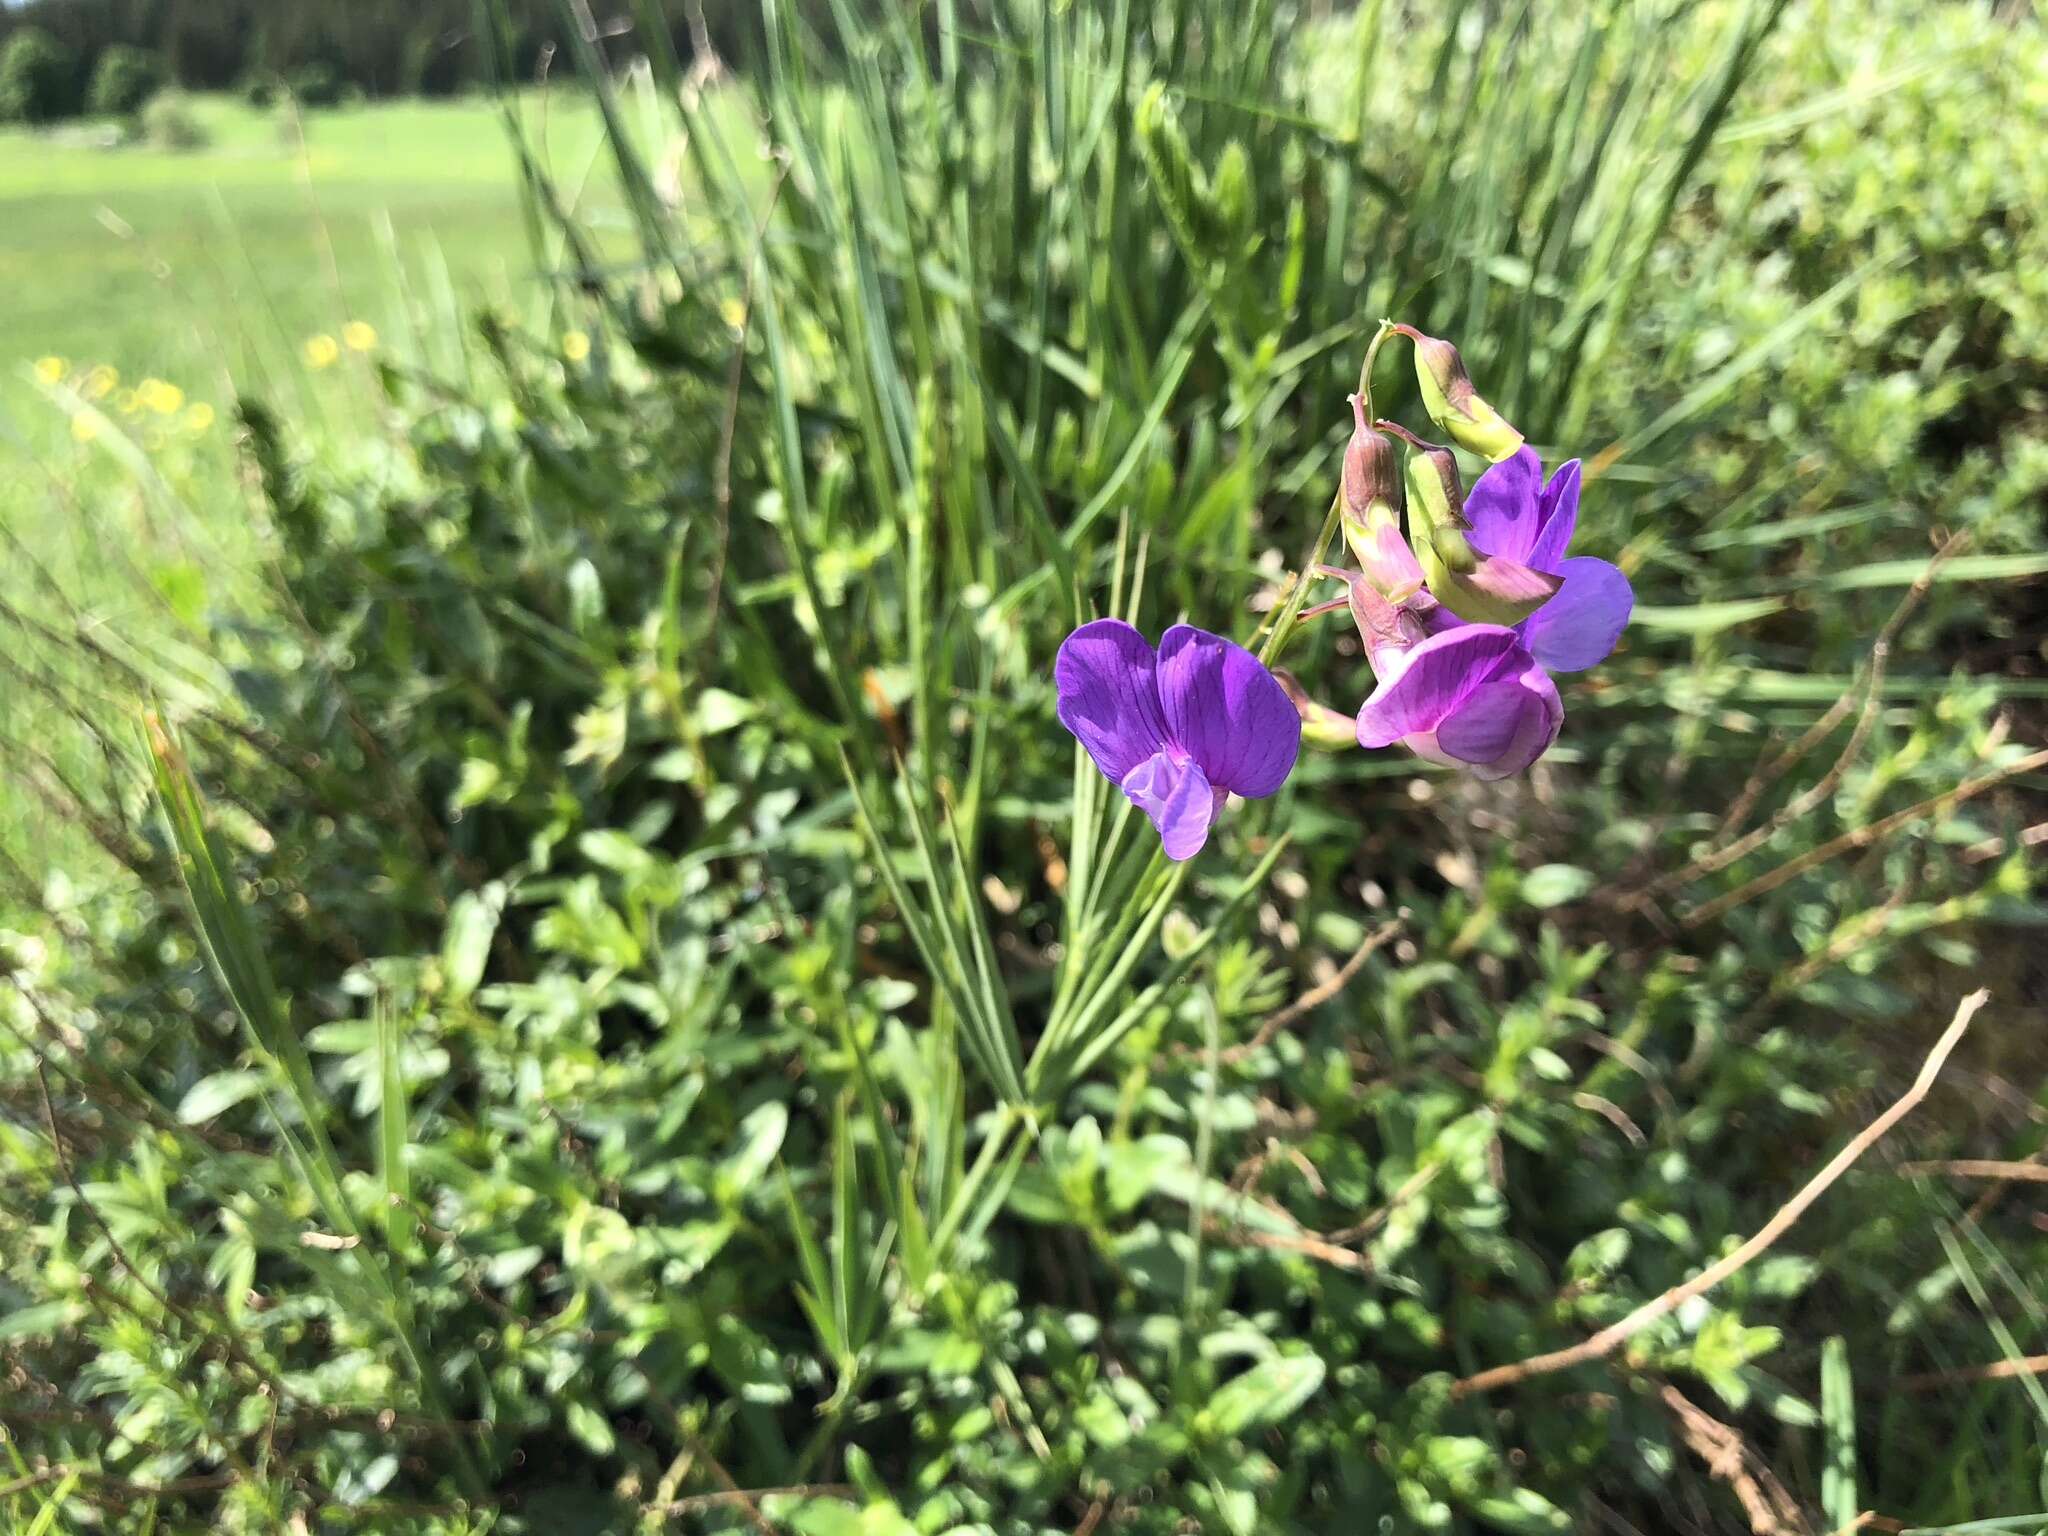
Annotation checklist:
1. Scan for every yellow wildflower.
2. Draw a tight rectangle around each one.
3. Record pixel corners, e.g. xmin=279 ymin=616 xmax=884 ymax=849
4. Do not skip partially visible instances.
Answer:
xmin=140 ymin=378 xmax=185 ymax=415
xmin=562 ymin=329 xmax=591 ymax=363
xmin=184 ymin=402 xmax=216 ymax=434
xmin=304 ymin=334 xmax=340 ymax=370
xmin=116 ymin=388 xmax=142 ymax=415
xmin=34 ymin=356 xmax=66 ymax=386
xmin=342 ymin=320 xmax=378 ymax=352
xmin=719 ymin=296 xmax=747 ymax=330
xmin=71 ymin=414 xmax=99 ymax=443
xmin=83 ymin=365 xmax=118 ymax=400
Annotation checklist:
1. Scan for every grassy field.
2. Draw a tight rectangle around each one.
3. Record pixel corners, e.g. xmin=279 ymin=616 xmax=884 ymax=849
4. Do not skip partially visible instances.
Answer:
xmin=0 ymin=91 xmax=634 ymax=859
xmin=2 ymin=3 xmax=2045 ymax=1525
xmin=0 ymin=93 xmax=620 ymax=388
xmin=0 ymin=92 xmax=634 ymax=594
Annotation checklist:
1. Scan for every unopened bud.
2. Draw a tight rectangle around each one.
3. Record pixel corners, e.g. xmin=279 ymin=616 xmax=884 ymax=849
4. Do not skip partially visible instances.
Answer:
xmin=1394 ymin=324 xmax=1525 ymax=464
xmin=1341 ymin=394 xmax=1403 ymax=562
xmin=1430 ymin=523 xmax=1478 ymax=575
xmin=1276 ymin=670 xmax=1359 ymax=751
xmin=1403 ymin=443 xmax=1560 ymax=626
xmin=1399 ymin=440 xmax=1464 ymax=553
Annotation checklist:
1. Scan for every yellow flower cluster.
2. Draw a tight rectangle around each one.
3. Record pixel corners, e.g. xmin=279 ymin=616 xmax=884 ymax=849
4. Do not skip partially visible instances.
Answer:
xmin=304 ymin=321 xmax=378 ymax=371
xmin=41 ymin=359 xmax=219 ymax=447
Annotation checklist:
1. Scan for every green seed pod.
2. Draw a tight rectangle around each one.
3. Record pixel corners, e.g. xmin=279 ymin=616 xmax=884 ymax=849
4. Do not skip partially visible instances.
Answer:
xmin=1395 ymin=324 xmax=1526 ymax=463
xmin=1403 ymin=442 xmax=1560 ymax=626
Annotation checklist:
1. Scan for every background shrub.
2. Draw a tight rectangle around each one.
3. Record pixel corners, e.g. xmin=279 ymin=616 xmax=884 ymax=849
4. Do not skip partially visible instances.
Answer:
xmin=0 ymin=25 xmax=80 ymax=124
xmin=138 ymin=89 xmax=208 ymax=150
xmin=287 ymin=61 xmax=341 ymax=110
xmin=0 ymin=0 xmax=2041 ymax=1532
xmin=86 ymin=43 xmax=165 ymax=119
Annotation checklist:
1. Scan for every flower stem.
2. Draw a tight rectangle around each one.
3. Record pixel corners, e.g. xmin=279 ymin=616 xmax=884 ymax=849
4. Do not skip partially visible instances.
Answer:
xmin=1256 ymin=487 xmax=1343 ymax=666
xmin=1357 ymin=316 xmax=1397 ymax=422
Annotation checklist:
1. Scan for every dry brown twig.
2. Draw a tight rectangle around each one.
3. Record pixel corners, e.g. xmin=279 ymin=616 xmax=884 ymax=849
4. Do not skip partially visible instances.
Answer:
xmin=1709 ymin=529 xmax=1968 ymax=852
xmin=1684 ymin=753 xmax=2048 ymax=927
xmin=1619 ymin=531 xmax=1971 ymax=921
xmin=1191 ymin=916 xmax=1403 ymax=1065
xmin=1453 ymin=990 xmax=1988 ymax=1398
xmin=1898 ymin=1158 xmax=2048 ymax=1184
xmin=1660 ymin=1383 xmax=1810 ymax=1535
xmin=1892 ymin=1353 xmax=2048 ymax=1392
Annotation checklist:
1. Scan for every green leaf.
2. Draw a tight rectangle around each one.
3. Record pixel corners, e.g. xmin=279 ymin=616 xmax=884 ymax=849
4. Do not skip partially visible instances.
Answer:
xmin=694 ymin=687 xmax=758 ymax=734
xmin=1814 ymin=552 xmax=2048 ymax=593
xmin=176 ymin=1069 xmax=268 ymax=1124
xmin=1630 ymin=598 xmax=1784 ymax=634
xmin=717 ymin=1101 xmax=789 ymax=1204
xmin=1520 ymin=864 xmax=1594 ymax=908
xmin=1205 ymin=1353 xmax=1326 ymax=1436
xmin=565 ymin=1399 xmax=616 ymax=1456
xmin=1467 ymin=1488 xmax=1572 ymax=1534
xmin=0 ymin=1300 xmax=83 ymax=1341
xmin=1103 ymin=1135 xmax=1192 ymax=1213
xmin=441 ymin=884 xmax=503 ymax=1003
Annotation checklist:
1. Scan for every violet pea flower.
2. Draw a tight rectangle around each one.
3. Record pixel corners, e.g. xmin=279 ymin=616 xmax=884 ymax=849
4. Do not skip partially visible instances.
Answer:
xmin=1334 ymin=534 xmax=1563 ymax=780
xmin=1055 ymin=620 xmax=1301 ymax=861
xmin=1354 ymin=617 xmax=1564 ymax=781
xmin=1459 ymin=448 xmax=1633 ymax=673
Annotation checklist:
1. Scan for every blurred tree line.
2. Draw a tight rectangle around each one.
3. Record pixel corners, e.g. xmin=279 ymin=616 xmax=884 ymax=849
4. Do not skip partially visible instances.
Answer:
xmin=0 ymin=0 xmax=751 ymax=116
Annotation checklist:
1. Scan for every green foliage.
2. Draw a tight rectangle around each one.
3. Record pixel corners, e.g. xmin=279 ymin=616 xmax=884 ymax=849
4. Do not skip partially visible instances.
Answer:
xmin=287 ymin=61 xmax=343 ymax=110
xmin=87 ymin=44 xmax=165 ymax=119
xmin=0 ymin=0 xmax=2044 ymax=1532
xmin=138 ymin=90 xmax=209 ymax=151
xmin=0 ymin=26 xmax=80 ymax=124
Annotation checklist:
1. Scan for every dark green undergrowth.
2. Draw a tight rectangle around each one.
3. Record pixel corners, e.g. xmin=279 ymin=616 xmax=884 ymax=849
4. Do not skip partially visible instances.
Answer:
xmin=1 ymin=1 xmax=2045 ymax=1532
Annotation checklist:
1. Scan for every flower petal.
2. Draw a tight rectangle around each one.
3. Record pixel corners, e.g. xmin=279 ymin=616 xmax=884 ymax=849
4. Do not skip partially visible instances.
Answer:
xmin=1355 ymin=520 xmax=1426 ymax=600
xmin=1527 ymin=458 xmax=1583 ymax=572
xmin=1518 ymin=556 xmax=1632 ymax=673
xmin=1120 ymin=751 xmax=1221 ymax=861
xmin=1449 ymin=667 xmax=1556 ymax=782
xmin=1435 ymin=665 xmax=1562 ymax=778
xmin=1355 ymin=624 xmax=1524 ymax=747
xmin=1055 ymin=619 xmax=1169 ymax=786
xmin=1459 ymin=551 xmax=1564 ymax=610
xmin=1155 ymin=625 xmax=1301 ymax=799
xmin=1462 ymin=447 xmax=1544 ymax=565
xmin=1433 ymin=679 xmax=1530 ymax=766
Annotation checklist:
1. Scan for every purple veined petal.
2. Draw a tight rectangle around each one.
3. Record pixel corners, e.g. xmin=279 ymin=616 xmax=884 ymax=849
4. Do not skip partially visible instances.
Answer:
xmin=1460 ymin=551 xmax=1564 ymax=609
xmin=1433 ymin=678 xmax=1532 ymax=766
xmin=1121 ymin=750 xmax=1223 ymax=861
xmin=1354 ymin=624 xmax=1524 ymax=747
xmin=1155 ymin=625 xmax=1302 ymax=799
xmin=1357 ymin=521 xmax=1426 ymax=600
xmin=1518 ymin=556 xmax=1633 ymax=673
xmin=1462 ymin=447 xmax=1544 ymax=564
xmin=1435 ymin=664 xmax=1562 ymax=778
xmin=1527 ymin=458 xmax=1583 ymax=572
xmin=1425 ymin=667 xmax=1548 ymax=774
xmin=1055 ymin=618 xmax=1171 ymax=786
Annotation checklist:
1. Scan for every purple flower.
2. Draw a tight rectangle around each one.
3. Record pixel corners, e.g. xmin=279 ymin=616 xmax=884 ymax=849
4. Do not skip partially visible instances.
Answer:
xmin=1055 ymin=620 xmax=1301 ymax=861
xmin=1461 ymin=448 xmax=1633 ymax=673
xmin=1354 ymin=618 xmax=1563 ymax=781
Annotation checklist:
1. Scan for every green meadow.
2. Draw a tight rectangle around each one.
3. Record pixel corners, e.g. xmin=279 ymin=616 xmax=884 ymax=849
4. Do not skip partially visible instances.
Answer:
xmin=1 ymin=93 xmax=612 ymax=382
xmin=2 ymin=3 xmax=2046 ymax=1530
xmin=0 ymin=91 xmax=635 ymax=862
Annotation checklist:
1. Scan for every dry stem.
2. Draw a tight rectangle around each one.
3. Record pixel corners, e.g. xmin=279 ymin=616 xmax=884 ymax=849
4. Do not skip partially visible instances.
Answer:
xmin=1453 ymin=990 xmax=1987 ymax=1397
